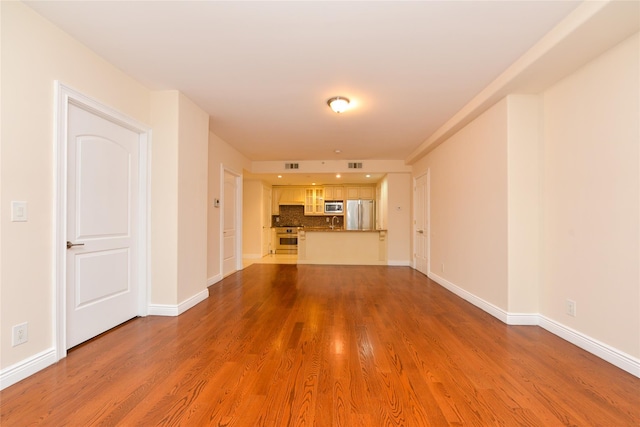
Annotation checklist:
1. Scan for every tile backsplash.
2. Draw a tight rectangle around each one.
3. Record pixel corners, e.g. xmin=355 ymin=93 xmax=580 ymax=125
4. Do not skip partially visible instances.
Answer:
xmin=272 ymin=205 xmax=343 ymax=228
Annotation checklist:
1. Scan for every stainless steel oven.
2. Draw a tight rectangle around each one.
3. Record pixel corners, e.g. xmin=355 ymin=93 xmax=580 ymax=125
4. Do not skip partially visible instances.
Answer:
xmin=275 ymin=227 xmax=298 ymax=254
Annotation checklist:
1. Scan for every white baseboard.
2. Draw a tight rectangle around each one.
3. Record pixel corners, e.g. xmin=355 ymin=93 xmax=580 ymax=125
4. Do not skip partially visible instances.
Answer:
xmin=505 ymin=312 xmax=539 ymax=326
xmin=0 ymin=347 xmax=57 ymax=390
xmin=388 ymin=260 xmax=411 ymax=266
xmin=429 ymin=272 xmax=510 ymax=323
xmin=207 ymin=273 xmax=222 ymax=286
xmin=428 ymin=271 xmax=640 ymax=378
xmin=539 ymin=316 xmax=640 ymax=377
xmin=148 ymin=288 xmax=209 ymax=317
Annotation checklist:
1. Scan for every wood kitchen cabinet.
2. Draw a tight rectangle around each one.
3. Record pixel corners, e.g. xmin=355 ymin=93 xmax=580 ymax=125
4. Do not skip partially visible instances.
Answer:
xmin=280 ymin=187 xmax=305 ymax=204
xmin=272 ymin=186 xmax=305 ymax=215
xmin=346 ymin=185 xmax=375 ymax=200
xmin=323 ymin=186 xmax=344 ymax=201
xmin=304 ymin=187 xmax=324 ymax=215
xmin=272 ymin=187 xmax=282 ymax=215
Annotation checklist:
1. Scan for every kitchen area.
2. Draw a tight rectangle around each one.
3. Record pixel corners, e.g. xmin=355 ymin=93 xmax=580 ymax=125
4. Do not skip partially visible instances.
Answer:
xmin=266 ymin=184 xmax=387 ymax=265
xmin=242 ymin=172 xmax=412 ymax=268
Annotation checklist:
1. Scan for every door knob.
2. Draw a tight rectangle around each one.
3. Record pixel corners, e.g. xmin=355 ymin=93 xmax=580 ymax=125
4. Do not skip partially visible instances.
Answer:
xmin=66 ymin=241 xmax=85 ymax=249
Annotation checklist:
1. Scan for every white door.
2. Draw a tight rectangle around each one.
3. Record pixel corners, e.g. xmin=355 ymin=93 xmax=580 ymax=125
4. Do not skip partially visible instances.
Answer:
xmin=222 ymin=170 xmax=237 ymax=276
xmin=414 ymin=172 xmax=429 ymax=276
xmin=66 ymin=103 xmax=139 ymax=348
xmin=262 ymin=185 xmax=271 ymax=256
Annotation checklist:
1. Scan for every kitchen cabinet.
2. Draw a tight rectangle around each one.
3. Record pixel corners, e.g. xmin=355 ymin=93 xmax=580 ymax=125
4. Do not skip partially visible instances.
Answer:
xmin=272 ymin=187 xmax=305 ymax=214
xmin=324 ymin=186 xmax=344 ymax=201
xmin=346 ymin=185 xmax=375 ymax=200
xmin=272 ymin=187 xmax=282 ymax=214
xmin=304 ymin=187 xmax=324 ymax=215
xmin=280 ymin=187 xmax=305 ymax=204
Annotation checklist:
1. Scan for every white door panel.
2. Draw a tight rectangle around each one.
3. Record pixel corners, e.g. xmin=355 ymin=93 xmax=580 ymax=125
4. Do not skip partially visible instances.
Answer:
xmin=75 ymin=136 xmax=131 ymax=237
xmin=223 ymin=170 xmax=238 ymax=276
xmin=67 ymin=103 xmax=139 ymax=348
xmin=415 ymin=173 xmax=429 ymax=276
xmin=74 ymin=249 xmax=130 ymax=307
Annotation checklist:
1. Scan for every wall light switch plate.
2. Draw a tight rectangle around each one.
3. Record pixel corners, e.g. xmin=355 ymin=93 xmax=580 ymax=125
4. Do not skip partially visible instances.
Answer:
xmin=11 ymin=201 xmax=28 ymax=222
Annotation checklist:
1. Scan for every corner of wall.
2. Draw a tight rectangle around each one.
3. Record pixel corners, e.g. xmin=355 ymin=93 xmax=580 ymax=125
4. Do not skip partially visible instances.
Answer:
xmin=506 ymin=94 xmax=542 ymax=314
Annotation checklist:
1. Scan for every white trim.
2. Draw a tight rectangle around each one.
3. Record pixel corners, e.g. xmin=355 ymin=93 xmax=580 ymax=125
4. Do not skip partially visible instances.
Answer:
xmin=388 ymin=260 xmax=411 ymax=266
xmin=505 ymin=312 xmax=539 ymax=326
xmin=208 ymin=274 xmax=223 ymax=286
xmin=429 ymin=272 xmax=510 ymax=323
xmin=54 ymin=82 xmax=151 ymax=361
xmin=148 ymin=288 xmax=209 ymax=317
xmin=427 ymin=272 xmax=640 ymax=378
xmin=0 ymin=348 xmax=57 ymax=391
xmin=539 ymin=316 xmax=640 ymax=378
xmin=147 ymin=304 xmax=179 ymax=317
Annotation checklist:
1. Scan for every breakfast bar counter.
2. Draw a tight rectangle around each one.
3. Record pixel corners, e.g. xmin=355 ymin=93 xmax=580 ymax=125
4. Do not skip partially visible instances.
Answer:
xmin=297 ymin=228 xmax=387 ymax=265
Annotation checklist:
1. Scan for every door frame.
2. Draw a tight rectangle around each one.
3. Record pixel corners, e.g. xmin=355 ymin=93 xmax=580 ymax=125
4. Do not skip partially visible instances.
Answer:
xmin=53 ymin=82 xmax=151 ymax=361
xmin=220 ymin=166 xmax=243 ymax=275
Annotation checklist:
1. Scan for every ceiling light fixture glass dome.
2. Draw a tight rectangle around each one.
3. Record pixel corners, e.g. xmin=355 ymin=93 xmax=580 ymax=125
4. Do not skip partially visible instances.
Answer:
xmin=327 ymin=96 xmax=350 ymax=113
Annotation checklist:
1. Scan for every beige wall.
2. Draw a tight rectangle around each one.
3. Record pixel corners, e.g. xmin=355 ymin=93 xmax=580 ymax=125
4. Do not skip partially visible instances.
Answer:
xmin=176 ymin=94 xmax=209 ymax=302
xmin=149 ymin=91 xmax=209 ymax=305
xmin=414 ymin=98 xmax=510 ymax=309
xmin=541 ymin=33 xmax=639 ymax=357
xmin=207 ymin=131 xmax=251 ymax=283
xmin=1 ymin=2 xmax=151 ymax=368
xmin=242 ymin=180 xmax=263 ymax=258
xmin=150 ymin=91 xmax=180 ymax=304
xmin=1 ymin=3 xmax=213 ymax=375
xmin=376 ymin=177 xmax=388 ymax=231
xmin=385 ymin=173 xmax=412 ymax=265
xmin=506 ymin=95 xmax=541 ymax=313
xmin=412 ymin=33 xmax=640 ymax=361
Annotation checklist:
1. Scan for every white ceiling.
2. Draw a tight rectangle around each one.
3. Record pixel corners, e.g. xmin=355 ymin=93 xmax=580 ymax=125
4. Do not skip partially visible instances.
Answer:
xmin=26 ymin=0 xmax=582 ymax=166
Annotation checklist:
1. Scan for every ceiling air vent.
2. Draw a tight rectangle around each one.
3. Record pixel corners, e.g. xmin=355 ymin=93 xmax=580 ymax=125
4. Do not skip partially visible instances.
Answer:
xmin=348 ymin=162 xmax=363 ymax=169
xmin=284 ymin=163 xmax=299 ymax=170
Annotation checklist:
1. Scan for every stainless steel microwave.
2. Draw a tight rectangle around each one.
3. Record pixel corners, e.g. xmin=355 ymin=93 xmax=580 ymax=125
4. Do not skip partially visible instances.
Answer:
xmin=324 ymin=201 xmax=344 ymax=214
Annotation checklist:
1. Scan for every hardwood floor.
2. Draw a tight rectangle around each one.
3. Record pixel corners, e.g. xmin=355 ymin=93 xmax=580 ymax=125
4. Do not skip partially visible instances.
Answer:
xmin=1 ymin=264 xmax=638 ymax=426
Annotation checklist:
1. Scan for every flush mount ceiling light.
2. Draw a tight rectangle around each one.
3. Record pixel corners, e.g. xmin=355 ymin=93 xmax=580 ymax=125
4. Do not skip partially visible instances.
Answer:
xmin=327 ymin=96 xmax=350 ymax=113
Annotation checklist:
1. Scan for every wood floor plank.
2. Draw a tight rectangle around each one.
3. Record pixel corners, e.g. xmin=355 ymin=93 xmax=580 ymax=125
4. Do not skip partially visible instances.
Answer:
xmin=1 ymin=264 xmax=639 ymax=426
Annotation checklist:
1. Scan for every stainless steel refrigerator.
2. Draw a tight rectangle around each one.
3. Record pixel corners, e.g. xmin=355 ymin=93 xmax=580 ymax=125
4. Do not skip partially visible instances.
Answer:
xmin=346 ymin=199 xmax=375 ymax=230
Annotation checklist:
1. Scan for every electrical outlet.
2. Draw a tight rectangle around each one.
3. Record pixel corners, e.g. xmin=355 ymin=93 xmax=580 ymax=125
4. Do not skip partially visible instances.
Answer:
xmin=11 ymin=201 xmax=28 ymax=222
xmin=566 ymin=300 xmax=576 ymax=317
xmin=12 ymin=323 xmax=28 ymax=346
xmin=441 ymin=263 xmax=445 ymax=272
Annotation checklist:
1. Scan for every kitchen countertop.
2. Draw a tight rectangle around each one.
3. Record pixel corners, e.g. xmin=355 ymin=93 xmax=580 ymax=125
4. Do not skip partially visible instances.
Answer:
xmin=301 ymin=228 xmax=387 ymax=232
